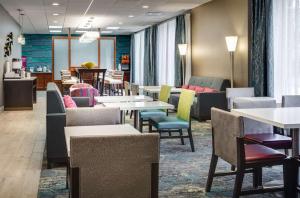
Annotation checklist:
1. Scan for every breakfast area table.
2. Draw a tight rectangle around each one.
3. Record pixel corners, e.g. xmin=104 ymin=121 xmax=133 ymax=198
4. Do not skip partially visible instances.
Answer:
xmin=232 ymin=107 xmax=300 ymax=197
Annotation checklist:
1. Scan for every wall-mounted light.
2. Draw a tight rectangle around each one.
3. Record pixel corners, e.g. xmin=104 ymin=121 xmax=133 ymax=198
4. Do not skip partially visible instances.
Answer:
xmin=225 ymin=36 xmax=238 ymax=87
xmin=178 ymin=44 xmax=188 ymax=56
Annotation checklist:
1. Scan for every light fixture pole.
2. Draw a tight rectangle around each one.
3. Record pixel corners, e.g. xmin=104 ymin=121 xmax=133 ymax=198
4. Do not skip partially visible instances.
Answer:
xmin=178 ymin=44 xmax=188 ymax=85
xmin=225 ymin=36 xmax=238 ymax=88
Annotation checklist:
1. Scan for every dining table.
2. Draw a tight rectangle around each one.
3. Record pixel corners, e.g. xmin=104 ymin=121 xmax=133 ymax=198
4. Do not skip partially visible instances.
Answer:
xmin=232 ymin=107 xmax=300 ymax=197
xmin=140 ymin=86 xmax=182 ymax=95
xmin=103 ymin=101 xmax=174 ymax=129
xmin=95 ymin=95 xmax=153 ymax=103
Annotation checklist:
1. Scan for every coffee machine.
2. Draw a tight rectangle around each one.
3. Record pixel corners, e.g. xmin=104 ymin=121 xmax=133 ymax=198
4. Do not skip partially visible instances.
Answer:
xmin=4 ymin=58 xmax=22 ymax=79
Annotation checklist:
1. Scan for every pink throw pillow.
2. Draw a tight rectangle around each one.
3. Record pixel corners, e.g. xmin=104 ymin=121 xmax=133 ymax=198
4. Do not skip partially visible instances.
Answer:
xmin=195 ymin=86 xmax=205 ymax=93
xmin=189 ymin=85 xmax=197 ymax=90
xmin=203 ymin=87 xmax=217 ymax=93
xmin=182 ymin=85 xmax=189 ymax=89
xmin=63 ymin=95 xmax=77 ymax=109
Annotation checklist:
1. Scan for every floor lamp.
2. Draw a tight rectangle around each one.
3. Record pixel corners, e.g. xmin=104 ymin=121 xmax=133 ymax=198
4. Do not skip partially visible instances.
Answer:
xmin=225 ymin=36 xmax=238 ymax=88
xmin=178 ymin=44 xmax=188 ymax=85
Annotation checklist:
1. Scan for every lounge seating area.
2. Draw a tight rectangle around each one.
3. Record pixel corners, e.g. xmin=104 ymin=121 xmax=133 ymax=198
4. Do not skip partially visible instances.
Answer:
xmin=0 ymin=0 xmax=299 ymax=198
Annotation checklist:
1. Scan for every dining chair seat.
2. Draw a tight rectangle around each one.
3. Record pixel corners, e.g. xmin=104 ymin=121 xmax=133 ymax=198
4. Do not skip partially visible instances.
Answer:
xmin=245 ymin=133 xmax=292 ymax=150
xmin=139 ymin=110 xmax=166 ymax=120
xmin=245 ymin=144 xmax=286 ymax=163
xmin=150 ymin=116 xmax=189 ymax=129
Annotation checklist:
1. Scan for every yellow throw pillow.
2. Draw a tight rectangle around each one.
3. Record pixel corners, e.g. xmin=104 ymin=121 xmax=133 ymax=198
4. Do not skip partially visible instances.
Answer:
xmin=81 ymin=62 xmax=96 ymax=69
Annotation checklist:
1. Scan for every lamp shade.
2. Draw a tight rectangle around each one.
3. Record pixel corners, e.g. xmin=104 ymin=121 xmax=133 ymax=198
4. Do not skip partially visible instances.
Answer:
xmin=17 ymin=34 xmax=25 ymax=45
xmin=178 ymin=44 xmax=188 ymax=56
xmin=79 ymin=31 xmax=100 ymax=43
xmin=225 ymin=36 xmax=238 ymax=52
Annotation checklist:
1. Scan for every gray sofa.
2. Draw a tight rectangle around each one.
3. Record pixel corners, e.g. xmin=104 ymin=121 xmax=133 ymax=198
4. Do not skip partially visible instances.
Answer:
xmin=170 ymin=76 xmax=230 ymax=121
xmin=46 ymin=83 xmax=120 ymax=168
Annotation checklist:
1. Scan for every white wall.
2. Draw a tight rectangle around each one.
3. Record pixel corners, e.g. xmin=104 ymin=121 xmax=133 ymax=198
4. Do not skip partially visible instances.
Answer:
xmin=0 ymin=4 xmax=21 ymax=107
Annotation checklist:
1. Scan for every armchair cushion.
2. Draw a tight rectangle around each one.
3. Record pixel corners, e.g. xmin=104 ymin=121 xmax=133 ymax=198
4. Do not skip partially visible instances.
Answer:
xmin=245 ymin=144 xmax=286 ymax=163
xmin=150 ymin=117 xmax=189 ymax=129
xmin=63 ymin=95 xmax=77 ymax=109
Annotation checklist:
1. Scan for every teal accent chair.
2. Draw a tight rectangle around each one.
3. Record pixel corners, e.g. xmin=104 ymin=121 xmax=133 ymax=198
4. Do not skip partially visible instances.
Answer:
xmin=139 ymin=85 xmax=172 ymax=132
xmin=149 ymin=89 xmax=196 ymax=152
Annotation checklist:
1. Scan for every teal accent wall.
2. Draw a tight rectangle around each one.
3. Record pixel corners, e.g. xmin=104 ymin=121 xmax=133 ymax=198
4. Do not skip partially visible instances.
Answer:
xmin=22 ymin=34 xmax=131 ymax=71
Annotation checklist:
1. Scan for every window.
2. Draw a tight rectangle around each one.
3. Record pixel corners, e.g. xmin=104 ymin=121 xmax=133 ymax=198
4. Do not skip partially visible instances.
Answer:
xmin=133 ymin=31 xmax=145 ymax=85
xmin=273 ymin=0 xmax=300 ymax=102
xmin=157 ymin=19 xmax=176 ymax=86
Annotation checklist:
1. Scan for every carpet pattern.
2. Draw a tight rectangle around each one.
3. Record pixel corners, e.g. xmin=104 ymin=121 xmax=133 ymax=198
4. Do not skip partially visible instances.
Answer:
xmin=38 ymin=119 xmax=284 ymax=198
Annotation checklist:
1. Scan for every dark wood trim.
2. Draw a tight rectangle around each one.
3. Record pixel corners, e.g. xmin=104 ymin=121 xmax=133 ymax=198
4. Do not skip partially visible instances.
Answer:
xmin=248 ymin=0 xmax=253 ymax=87
xmin=151 ymin=163 xmax=159 ymax=198
xmin=70 ymin=167 xmax=80 ymax=198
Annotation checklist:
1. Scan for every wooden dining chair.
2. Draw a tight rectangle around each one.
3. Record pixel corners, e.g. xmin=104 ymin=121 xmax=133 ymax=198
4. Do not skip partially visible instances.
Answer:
xmin=149 ymin=89 xmax=195 ymax=151
xmin=129 ymin=83 xmax=139 ymax=119
xmin=206 ymin=108 xmax=289 ymax=198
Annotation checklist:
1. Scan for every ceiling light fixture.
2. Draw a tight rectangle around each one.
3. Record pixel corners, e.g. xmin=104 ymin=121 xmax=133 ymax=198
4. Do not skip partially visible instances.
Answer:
xmin=49 ymin=25 xmax=62 ymax=29
xmin=75 ymin=30 xmax=87 ymax=33
xmin=118 ymin=22 xmax=123 ymax=25
xmin=50 ymin=30 xmax=62 ymax=33
xmin=142 ymin=5 xmax=149 ymax=9
xmin=106 ymin=27 xmax=120 ymax=30
xmin=79 ymin=31 xmax=100 ymax=43
xmin=147 ymin=12 xmax=162 ymax=16
xmin=52 ymin=2 xmax=60 ymax=6
xmin=53 ymin=13 xmax=59 ymax=16
xmin=128 ymin=15 xmax=135 ymax=18
xmin=17 ymin=9 xmax=25 ymax=45
xmin=53 ymin=20 xmax=58 ymax=23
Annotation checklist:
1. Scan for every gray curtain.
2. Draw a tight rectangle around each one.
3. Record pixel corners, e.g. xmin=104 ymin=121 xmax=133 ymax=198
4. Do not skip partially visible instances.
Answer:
xmin=143 ymin=26 xmax=157 ymax=86
xmin=174 ymin=15 xmax=186 ymax=87
xmin=130 ymin=34 xmax=135 ymax=83
xmin=249 ymin=0 xmax=273 ymax=96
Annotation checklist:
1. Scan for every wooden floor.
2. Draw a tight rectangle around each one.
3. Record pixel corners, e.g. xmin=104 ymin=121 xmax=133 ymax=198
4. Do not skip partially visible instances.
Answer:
xmin=0 ymin=91 xmax=46 ymax=198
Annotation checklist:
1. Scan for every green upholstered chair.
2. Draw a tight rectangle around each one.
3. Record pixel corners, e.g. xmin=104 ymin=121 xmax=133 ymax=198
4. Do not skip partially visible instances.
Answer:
xmin=139 ymin=85 xmax=172 ymax=132
xmin=149 ymin=89 xmax=196 ymax=152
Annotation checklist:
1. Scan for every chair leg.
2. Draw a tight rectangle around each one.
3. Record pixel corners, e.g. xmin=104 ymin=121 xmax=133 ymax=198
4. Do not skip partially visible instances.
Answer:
xmin=231 ymin=165 xmax=236 ymax=171
xmin=205 ymin=154 xmax=218 ymax=192
xmin=149 ymin=122 xmax=153 ymax=133
xmin=253 ymin=167 xmax=262 ymax=188
xmin=179 ymin=129 xmax=185 ymax=145
xmin=232 ymin=169 xmax=244 ymax=198
xmin=284 ymin=149 xmax=289 ymax=155
xmin=187 ymin=128 xmax=195 ymax=152
xmin=139 ymin=118 xmax=143 ymax=132
xmin=284 ymin=157 xmax=298 ymax=198
xmin=130 ymin=110 xmax=133 ymax=119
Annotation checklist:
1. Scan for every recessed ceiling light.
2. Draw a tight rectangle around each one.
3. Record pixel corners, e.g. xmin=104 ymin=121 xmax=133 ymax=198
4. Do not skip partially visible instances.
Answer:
xmin=53 ymin=13 xmax=59 ymax=16
xmin=106 ymin=27 xmax=120 ymax=30
xmin=50 ymin=30 xmax=62 ymax=33
xmin=52 ymin=2 xmax=60 ymax=6
xmin=101 ymin=30 xmax=113 ymax=34
xmin=118 ymin=22 xmax=123 ymax=25
xmin=142 ymin=5 xmax=149 ymax=9
xmin=128 ymin=15 xmax=135 ymax=18
xmin=53 ymin=20 xmax=58 ymax=23
xmin=49 ymin=25 xmax=62 ymax=29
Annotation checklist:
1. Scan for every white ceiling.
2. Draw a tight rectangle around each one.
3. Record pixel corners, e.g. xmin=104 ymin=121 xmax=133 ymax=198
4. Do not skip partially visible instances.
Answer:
xmin=0 ymin=0 xmax=210 ymax=34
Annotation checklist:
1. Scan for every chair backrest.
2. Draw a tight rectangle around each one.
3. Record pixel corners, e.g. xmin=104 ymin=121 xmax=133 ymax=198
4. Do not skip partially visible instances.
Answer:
xmin=176 ymin=89 xmax=195 ymax=121
xmin=46 ymin=82 xmax=65 ymax=114
xmin=77 ymin=69 xmax=106 ymax=95
xmin=226 ymin=87 xmax=255 ymax=109
xmin=70 ymin=133 xmax=160 ymax=198
xmin=233 ymin=98 xmax=276 ymax=134
xmin=124 ymin=81 xmax=130 ymax=96
xmin=211 ymin=108 xmax=244 ymax=166
xmin=282 ymin=95 xmax=300 ymax=107
xmin=66 ymin=107 xmax=120 ymax=126
xmin=131 ymin=83 xmax=139 ymax=96
xmin=159 ymin=85 xmax=172 ymax=103
xmin=69 ymin=84 xmax=100 ymax=107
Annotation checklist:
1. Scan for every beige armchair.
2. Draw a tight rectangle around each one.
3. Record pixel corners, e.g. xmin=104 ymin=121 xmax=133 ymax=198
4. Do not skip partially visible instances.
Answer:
xmin=69 ymin=133 xmax=160 ymax=198
xmin=66 ymin=107 xmax=121 ymax=126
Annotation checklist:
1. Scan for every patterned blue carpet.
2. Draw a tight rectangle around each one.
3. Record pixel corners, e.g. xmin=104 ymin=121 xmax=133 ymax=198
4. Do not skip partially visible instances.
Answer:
xmin=38 ymin=119 xmax=284 ymax=198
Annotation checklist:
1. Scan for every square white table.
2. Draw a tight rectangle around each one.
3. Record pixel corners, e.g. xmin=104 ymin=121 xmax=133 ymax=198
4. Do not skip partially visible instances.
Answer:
xmin=95 ymin=95 xmax=153 ymax=103
xmin=103 ymin=101 xmax=174 ymax=129
xmin=64 ymin=124 xmax=140 ymax=156
xmin=232 ymin=107 xmax=300 ymax=197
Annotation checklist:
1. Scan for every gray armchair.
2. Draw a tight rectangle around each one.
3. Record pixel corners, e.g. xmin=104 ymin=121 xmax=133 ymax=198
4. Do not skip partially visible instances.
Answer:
xmin=46 ymin=83 xmax=120 ymax=168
